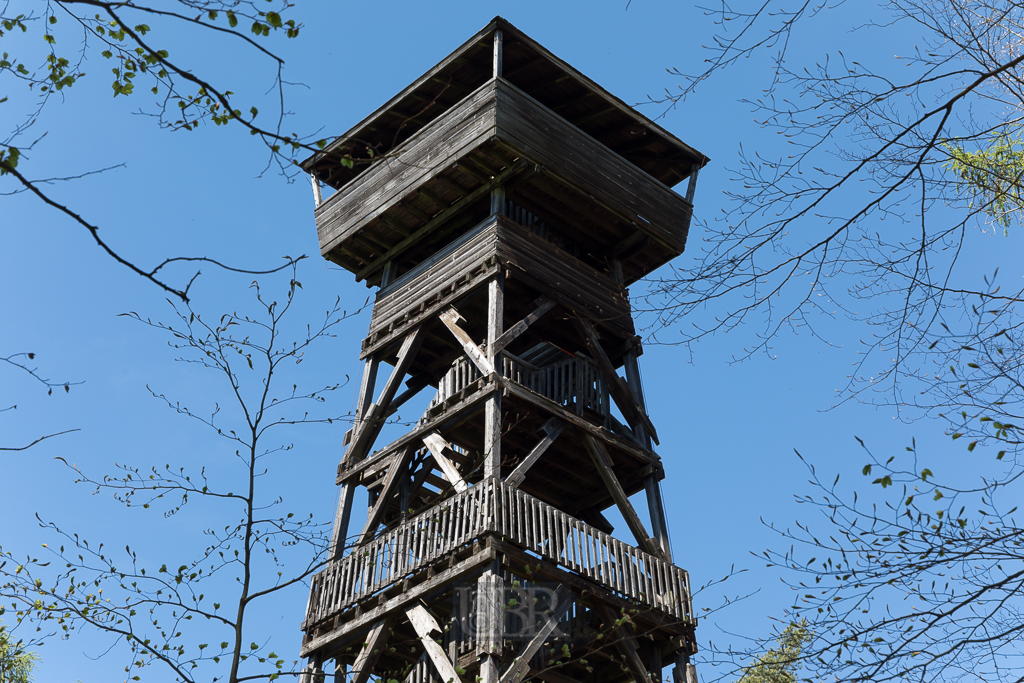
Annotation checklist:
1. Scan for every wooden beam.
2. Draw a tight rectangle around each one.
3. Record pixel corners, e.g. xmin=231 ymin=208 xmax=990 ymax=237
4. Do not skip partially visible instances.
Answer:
xmin=499 ymin=585 xmax=572 ymax=683
xmin=484 ymin=272 xmax=504 ymax=480
xmin=504 ymin=418 xmax=565 ymax=488
xmin=496 ymin=378 xmax=659 ymax=468
xmin=593 ymin=603 xmax=651 ymax=683
xmin=493 ymin=28 xmax=503 ymax=78
xmin=358 ymin=446 xmax=413 ymax=544
xmin=453 ymin=159 xmax=491 ymax=185
xmin=572 ymin=316 xmax=659 ymax=445
xmin=581 ymin=434 xmax=662 ymax=558
xmin=418 ymin=187 xmax=452 ymax=212
xmin=301 ymin=546 xmax=496 ymax=657
xmin=430 ymin=75 xmax=474 ymax=94
xmin=397 ymin=199 xmax=435 ymax=225
xmin=356 ymin=160 xmax=530 ymax=281
xmin=491 ymin=297 xmax=556 ymax=354
xmin=685 ymin=164 xmax=700 ymax=205
xmin=579 ymin=507 xmax=615 ymax=535
xmin=310 ymin=173 xmax=323 ymax=208
xmin=350 ymin=615 xmax=395 ymax=683
xmin=406 ymin=604 xmax=464 ymax=683
xmin=440 ymin=307 xmax=495 ymax=376
xmin=570 ymin=104 xmax=619 ymax=129
xmin=383 ymin=374 xmax=432 ymax=419
xmin=422 ymin=431 xmax=469 ymax=493
xmin=379 ymin=212 xmax=414 ymax=237
xmin=347 ymin=328 xmax=427 ymax=464
xmin=435 ymin=174 xmax=471 ymax=199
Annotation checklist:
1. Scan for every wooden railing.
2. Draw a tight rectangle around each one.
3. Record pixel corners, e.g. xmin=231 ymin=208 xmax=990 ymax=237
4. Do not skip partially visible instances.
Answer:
xmin=304 ymin=479 xmax=691 ymax=628
xmin=426 ymin=356 xmax=483 ymax=413
xmin=426 ymin=354 xmax=608 ymax=422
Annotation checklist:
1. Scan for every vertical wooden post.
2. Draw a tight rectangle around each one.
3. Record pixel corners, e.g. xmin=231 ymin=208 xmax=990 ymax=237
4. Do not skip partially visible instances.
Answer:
xmin=330 ymin=357 xmax=379 ymax=557
xmin=623 ymin=343 xmax=674 ymax=561
xmin=622 ymin=348 xmax=650 ymax=449
xmin=651 ymin=646 xmax=664 ymax=683
xmin=380 ymin=260 xmax=397 ymax=289
xmin=477 ymin=558 xmax=503 ymax=683
xmin=310 ymin=172 xmax=323 ymax=208
xmin=685 ymin=164 xmax=700 ymax=205
xmin=490 ymin=185 xmax=506 ymax=217
xmin=484 ymin=271 xmax=504 ymax=479
xmin=493 ymin=29 xmax=504 ymax=79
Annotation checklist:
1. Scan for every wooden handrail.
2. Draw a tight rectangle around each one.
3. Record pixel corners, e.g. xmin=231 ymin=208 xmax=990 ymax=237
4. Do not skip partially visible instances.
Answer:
xmin=304 ymin=480 xmax=691 ymax=629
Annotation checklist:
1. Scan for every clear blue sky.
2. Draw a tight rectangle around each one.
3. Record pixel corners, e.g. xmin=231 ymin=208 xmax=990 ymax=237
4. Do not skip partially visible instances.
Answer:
xmin=2 ymin=1 xmax=1018 ymax=680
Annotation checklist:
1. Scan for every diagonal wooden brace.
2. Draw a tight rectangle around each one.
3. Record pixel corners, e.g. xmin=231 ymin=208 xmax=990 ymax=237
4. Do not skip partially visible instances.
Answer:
xmin=593 ymin=603 xmax=652 ymax=683
xmin=504 ymin=417 xmax=565 ymax=488
xmin=581 ymin=434 xmax=663 ymax=559
xmin=358 ymin=445 xmax=414 ymax=545
xmin=440 ymin=307 xmax=495 ymax=376
xmin=491 ymin=296 xmax=556 ymax=355
xmin=499 ymin=585 xmax=573 ymax=683
xmin=350 ymin=615 xmax=395 ymax=683
xmin=347 ymin=327 xmax=426 ymax=464
xmin=572 ymin=316 xmax=659 ymax=445
xmin=422 ymin=431 xmax=469 ymax=493
xmin=406 ymin=604 xmax=464 ymax=683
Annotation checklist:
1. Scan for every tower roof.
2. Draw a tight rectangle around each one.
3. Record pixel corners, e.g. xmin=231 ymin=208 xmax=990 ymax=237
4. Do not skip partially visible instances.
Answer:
xmin=302 ymin=16 xmax=708 ymax=190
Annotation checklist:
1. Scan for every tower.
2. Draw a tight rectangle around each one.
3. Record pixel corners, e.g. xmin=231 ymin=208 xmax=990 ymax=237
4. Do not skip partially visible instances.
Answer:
xmin=299 ymin=17 xmax=708 ymax=683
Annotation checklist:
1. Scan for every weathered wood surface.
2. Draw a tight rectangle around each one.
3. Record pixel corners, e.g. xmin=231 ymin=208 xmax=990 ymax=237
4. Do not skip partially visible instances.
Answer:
xmin=493 ymin=217 xmax=635 ymax=341
xmin=406 ymin=604 xmax=464 ymax=683
xmin=315 ymin=78 xmax=695 ymax=280
xmin=301 ymin=544 xmax=497 ymax=657
xmin=365 ymin=217 xmax=635 ymax=355
xmin=315 ymin=80 xmax=500 ymax=258
xmin=499 ymin=584 xmax=572 ymax=683
xmin=303 ymin=479 xmax=692 ymax=634
xmin=492 ymin=78 xmax=693 ymax=252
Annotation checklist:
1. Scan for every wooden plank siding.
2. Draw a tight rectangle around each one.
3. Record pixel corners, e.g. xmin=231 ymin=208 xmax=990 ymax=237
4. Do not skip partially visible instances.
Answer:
xmin=314 ymin=80 xmax=501 ymax=260
xmin=313 ymin=78 xmax=694 ymax=286
xmin=492 ymin=78 xmax=692 ymax=255
xmin=364 ymin=216 xmax=634 ymax=358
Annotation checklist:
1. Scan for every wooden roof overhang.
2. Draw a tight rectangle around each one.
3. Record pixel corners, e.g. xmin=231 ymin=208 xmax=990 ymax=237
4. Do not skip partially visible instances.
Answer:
xmin=309 ymin=77 xmax=700 ymax=287
xmin=302 ymin=16 xmax=709 ymax=287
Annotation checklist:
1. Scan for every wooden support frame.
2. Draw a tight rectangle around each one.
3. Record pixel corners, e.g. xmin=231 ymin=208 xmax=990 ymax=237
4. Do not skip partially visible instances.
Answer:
xmin=491 ymin=296 xmax=555 ymax=354
xmin=310 ymin=173 xmax=323 ymax=208
xmin=406 ymin=604 xmax=464 ymax=683
xmin=499 ymin=585 xmax=572 ymax=683
xmin=347 ymin=327 xmax=427 ymax=465
xmin=331 ymin=357 xmax=379 ymax=557
xmin=422 ymin=431 xmax=469 ymax=493
xmin=572 ymin=316 xmax=659 ymax=445
xmin=358 ymin=446 xmax=414 ymax=544
xmin=350 ymin=615 xmax=395 ymax=683
xmin=504 ymin=417 xmax=565 ymax=488
xmin=484 ymin=272 xmax=504 ymax=479
xmin=440 ymin=307 xmax=495 ymax=376
xmin=355 ymin=159 xmax=530 ymax=281
xmin=581 ymin=434 xmax=662 ymax=558
xmin=593 ymin=603 xmax=651 ymax=683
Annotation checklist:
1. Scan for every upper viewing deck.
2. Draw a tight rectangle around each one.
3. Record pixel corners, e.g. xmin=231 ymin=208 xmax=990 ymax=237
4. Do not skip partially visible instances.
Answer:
xmin=301 ymin=17 xmax=709 ymax=288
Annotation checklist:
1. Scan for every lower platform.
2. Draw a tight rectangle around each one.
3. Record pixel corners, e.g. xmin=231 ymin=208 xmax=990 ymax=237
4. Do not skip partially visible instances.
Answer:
xmin=300 ymin=480 xmax=695 ymax=683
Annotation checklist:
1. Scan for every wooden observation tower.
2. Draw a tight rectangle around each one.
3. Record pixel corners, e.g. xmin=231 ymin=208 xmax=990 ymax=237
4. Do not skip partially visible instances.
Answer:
xmin=298 ymin=17 xmax=708 ymax=683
